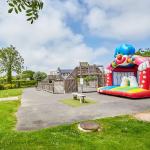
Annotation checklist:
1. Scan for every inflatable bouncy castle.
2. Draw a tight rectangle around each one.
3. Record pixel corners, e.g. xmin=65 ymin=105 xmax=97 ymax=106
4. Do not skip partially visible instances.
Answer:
xmin=97 ymin=44 xmax=150 ymax=98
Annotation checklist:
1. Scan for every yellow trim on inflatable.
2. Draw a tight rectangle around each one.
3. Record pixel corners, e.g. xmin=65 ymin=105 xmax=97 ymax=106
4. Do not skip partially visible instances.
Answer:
xmin=128 ymin=88 xmax=147 ymax=93
xmin=111 ymin=86 xmax=129 ymax=91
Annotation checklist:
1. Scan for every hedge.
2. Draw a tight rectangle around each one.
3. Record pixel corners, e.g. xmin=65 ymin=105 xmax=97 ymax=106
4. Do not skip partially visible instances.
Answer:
xmin=0 ymin=80 xmax=37 ymax=90
xmin=0 ymin=84 xmax=16 ymax=90
xmin=12 ymin=80 xmax=37 ymax=88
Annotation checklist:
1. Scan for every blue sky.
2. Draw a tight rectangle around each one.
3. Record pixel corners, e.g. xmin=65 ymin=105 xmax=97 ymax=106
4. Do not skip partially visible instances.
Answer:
xmin=0 ymin=0 xmax=150 ymax=73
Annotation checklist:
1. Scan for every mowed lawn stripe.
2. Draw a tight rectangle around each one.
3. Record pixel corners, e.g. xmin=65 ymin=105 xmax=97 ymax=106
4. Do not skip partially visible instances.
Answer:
xmin=0 ymin=100 xmax=150 ymax=149
xmin=0 ymin=88 xmax=23 ymax=98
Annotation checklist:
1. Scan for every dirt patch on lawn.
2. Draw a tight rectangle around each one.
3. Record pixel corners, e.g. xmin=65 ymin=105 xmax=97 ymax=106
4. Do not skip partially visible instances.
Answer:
xmin=134 ymin=112 xmax=150 ymax=122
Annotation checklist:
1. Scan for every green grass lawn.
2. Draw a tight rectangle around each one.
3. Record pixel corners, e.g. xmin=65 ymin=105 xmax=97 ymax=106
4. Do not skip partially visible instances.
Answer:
xmin=60 ymin=98 xmax=96 ymax=107
xmin=0 ymin=100 xmax=150 ymax=150
xmin=0 ymin=88 xmax=23 ymax=98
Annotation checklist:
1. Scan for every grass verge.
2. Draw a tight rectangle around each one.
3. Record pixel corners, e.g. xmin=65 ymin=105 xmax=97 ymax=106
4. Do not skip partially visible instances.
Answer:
xmin=0 ymin=88 xmax=23 ymax=98
xmin=60 ymin=98 xmax=96 ymax=107
xmin=0 ymin=100 xmax=150 ymax=150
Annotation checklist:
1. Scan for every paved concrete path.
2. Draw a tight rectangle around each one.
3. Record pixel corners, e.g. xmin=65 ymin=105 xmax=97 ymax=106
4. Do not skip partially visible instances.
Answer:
xmin=0 ymin=96 xmax=19 ymax=101
xmin=16 ymin=88 xmax=150 ymax=130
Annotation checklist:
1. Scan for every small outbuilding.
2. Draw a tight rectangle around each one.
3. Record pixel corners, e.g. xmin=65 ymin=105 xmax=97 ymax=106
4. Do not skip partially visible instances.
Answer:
xmin=37 ymin=73 xmax=78 ymax=94
xmin=37 ymin=62 xmax=104 ymax=93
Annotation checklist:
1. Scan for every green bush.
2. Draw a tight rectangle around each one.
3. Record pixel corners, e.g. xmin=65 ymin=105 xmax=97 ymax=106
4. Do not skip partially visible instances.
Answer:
xmin=0 ymin=78 xmax=7 ymax=84
xmin=3 ymin=84 xmax=16 ymax=89
xmin=0 ymin=84 xmax=16 ymax=90
xmin=12 ymin=80 xmax=37 ymax=88
xmin=0 ymin=80 xmax=37 ymax=90
xmin=0 ymin=84 xmax=4 ymax=90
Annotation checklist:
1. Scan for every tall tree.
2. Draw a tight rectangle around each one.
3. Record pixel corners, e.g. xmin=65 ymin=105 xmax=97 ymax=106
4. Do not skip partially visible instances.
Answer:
xmin=22 ymin=70 xmax=35 ymax=80
xmin=0 ymin=45 xmax=24 ymax=83
xmin=33 ymin=71 xmax=47 ymax=81
xmin=7 ymin=0 xmax=44 ymax=24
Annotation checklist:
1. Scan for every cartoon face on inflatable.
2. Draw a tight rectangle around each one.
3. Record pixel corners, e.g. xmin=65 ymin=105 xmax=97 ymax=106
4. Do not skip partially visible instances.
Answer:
xmin=111 ymin=44 xmax=135 ymax=68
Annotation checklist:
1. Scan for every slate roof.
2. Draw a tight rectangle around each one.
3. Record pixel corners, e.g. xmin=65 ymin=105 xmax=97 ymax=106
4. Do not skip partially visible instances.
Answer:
xmin=59 ymin=69 xmax=73 ymax=74
xmin=57 ymin=67 xmax=73 ymax=74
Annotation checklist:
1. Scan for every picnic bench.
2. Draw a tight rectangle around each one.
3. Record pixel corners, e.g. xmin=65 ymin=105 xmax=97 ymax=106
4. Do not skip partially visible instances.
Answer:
xmin=72 ymin=92 xmax=86 ymax=103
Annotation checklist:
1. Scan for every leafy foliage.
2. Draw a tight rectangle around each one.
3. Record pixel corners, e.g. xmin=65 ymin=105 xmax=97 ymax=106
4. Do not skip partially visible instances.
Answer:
xmin=84 ymin=76 xmax=97 ymax=82
xmin=0 ymin=83 xmax=16 ymax=90
xmin=0 ymin=76 xmax=7 ymax=84
xmin=21 ymin=70 xmax=35 ymax=80
xmin=135 ymin=49 xmax=150 ymax=57
xmin=7 ymin=0 xmax=44 ymax=24
xmin=12 ymin=80 xmax=37 ymax=88
xmin=0 ymin=80 xmax=36 ymax=89
xmin=0 ymin=45 xmax=24 ymax=83
xmin=33 ymin=71 xmax=47 ymax=81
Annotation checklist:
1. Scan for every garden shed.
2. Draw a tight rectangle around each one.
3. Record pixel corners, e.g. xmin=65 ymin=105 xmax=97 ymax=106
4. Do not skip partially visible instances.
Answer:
xmin=37 ymin=74 xmax=77 ymax=94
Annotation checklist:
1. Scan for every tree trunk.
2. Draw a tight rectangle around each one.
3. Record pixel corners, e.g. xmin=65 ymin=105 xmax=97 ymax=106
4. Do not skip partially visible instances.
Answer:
xmin=7 ymin=67 xmax=12 ymax=83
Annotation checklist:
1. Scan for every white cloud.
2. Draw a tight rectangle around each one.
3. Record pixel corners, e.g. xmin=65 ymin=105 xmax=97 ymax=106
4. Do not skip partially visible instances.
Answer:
xmin=84 ymin=0 xmax=150 ymax=40
xmin=0 ymin=0 xmax=108 ymax=73
xmin=2 ymin=0 xmax=149 ymax=74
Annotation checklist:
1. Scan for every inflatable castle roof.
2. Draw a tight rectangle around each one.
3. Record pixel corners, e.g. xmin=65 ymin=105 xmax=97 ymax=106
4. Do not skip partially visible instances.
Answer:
xmin=107 ymin=44 xmax=150 ymax=71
